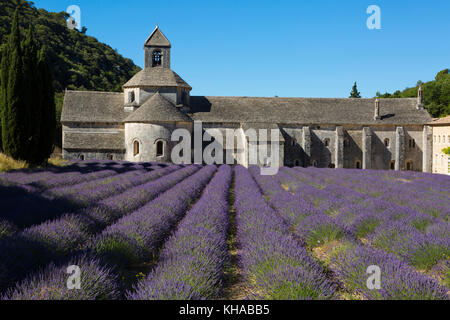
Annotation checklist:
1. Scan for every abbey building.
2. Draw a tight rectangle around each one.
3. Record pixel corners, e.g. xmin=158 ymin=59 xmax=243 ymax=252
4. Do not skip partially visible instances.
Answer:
xmin=61 ymin=27 xmax=433 ymax=171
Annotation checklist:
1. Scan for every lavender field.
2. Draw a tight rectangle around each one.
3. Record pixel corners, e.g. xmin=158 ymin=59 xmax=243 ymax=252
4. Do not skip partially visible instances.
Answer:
xmin=0 ymin=161 xmax=449 ymax=300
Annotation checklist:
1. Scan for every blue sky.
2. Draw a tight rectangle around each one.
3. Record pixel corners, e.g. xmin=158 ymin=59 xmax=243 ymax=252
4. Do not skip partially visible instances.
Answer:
xmin=34 ymin=0 xmax=449 ymax=98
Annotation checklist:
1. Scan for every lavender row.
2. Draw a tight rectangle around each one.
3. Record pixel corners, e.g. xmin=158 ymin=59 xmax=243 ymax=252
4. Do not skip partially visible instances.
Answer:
xmin=0 ymin=166 xmax=178 ymax=229
xmin=128 ymin=165 xmax=231 ymax=300
xmin=0 ymin=165 xmax=200 ymax=292
xmin=275 ymin=167 xmax=450 ymax=291
xmin=91 ymin=165 xmax=217 ymax=268
xmin=233 ymin=166 xmax=336 ymax=299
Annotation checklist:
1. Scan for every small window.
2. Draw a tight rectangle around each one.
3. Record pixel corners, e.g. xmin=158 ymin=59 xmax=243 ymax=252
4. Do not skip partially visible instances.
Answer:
xmin=384 ymin=138 xmax=390 ymax=147
xmin=152 ymin=50 xmax=162 ymax=67
xmin=412 ymin=139 xmax=415 ymax=148
xmin=344 ymin=138 xmax=350 ymax=147
xmin=133 ymin=140 xmax=140 ymax=156
xmin=390 ymin=160 xmax=395 ymax=170
xmin=79 ymin=155 xmax=85 ymax=161
xmin=406 ymin=161 xmax=413 ymax=171
xmin=313 ymin=160 xmax=318 ymax=167
xmin=128 ymin=91 xmax=135 ymax=103
xmin=324 ymin=138 xmax=330 ymax=147
xmin=107 ymin=154 xmax=113 ymax=160
xmin=294 ymin=159 xmax=300 ymax=167
xmin=355 ymin=161 xmax=361 ymax=169
xmin=291 ymin=138 xmax=296 ymax=147
xmin=156 ymin=140 xmax=164 ymax=157
xmin=329 ymin=163 xmax=335 ymax=168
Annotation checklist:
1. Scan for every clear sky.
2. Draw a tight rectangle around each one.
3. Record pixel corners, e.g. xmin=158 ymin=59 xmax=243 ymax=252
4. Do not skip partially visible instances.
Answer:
xmin=33 ymin=0 xmax=450 ymax=98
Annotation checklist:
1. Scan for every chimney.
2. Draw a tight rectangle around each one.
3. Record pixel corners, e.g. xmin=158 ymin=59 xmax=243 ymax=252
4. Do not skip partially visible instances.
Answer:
xmin=417 ymin=85 xmax=424 ymax=109
xmin=374 ymin=98 xmax=381 ymax=120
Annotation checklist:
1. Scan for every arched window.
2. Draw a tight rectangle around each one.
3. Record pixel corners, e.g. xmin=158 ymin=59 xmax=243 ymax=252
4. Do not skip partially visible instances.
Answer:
xmin=152 ymin=50 xmax=162 ymax=67
xmin=128 ymin=91 xmax=135 ymax=103
xmin=406 ymin=161 xmax=413 ymax=171
xmin=133 ymin=140 xmax=140 ymax=156
xmin=79 ymin=154 xmax=85 ymax=161
xmin=324 ymin=138 xmax=330 ymax=147
xmin=294 ymin=159 xmax=300 ymax=167
xmin=107 ymin=154 xmax=113 ymax=160
xmin=390 ymin=160 xmax=395 ymax=170
xmin=156 ymin=140 xmax=164 ymax=157
xmin=313 ymin=160 xmax=318 ymax=167
xmin=291 ymin=138 xmax=296 ymax=147
xmin=355 ymin=160 xmax=361 ymax=169
xmin=384 ymin=138 xmax=390 ymax=147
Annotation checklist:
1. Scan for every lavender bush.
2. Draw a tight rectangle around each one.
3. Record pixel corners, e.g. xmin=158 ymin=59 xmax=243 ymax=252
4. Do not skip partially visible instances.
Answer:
xmin=128 ymin=165 xmax=231 ymax=300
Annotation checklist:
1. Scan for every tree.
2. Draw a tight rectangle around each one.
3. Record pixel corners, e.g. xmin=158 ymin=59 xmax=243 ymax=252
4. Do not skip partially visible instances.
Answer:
xmin=22 ymin=24 xmax=40 ymax=163
xmin=37 ymin=46 xmax=56 ymax=162
xmin=1 ymin=9 xmax=30 ymax=160
xmin=349 ymin=82 xmax=361 ymax=98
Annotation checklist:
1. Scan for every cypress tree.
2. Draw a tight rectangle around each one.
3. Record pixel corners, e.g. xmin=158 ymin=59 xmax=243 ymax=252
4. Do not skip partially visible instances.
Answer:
xmin=37 ymin=46 xmax=56 ymax=163
xmin=1 ymin=9 xmax=29 ymax=160
xmin=349 ymin=82 xmax=361 ymax=98
xmin=22 ymin=24 xmax=40 ymax=164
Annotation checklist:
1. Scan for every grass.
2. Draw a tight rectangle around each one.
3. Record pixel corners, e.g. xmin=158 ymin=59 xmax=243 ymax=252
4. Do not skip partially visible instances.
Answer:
xmin=0 ymin=153 xmax=28 ymax=172
xmin=0 ymin=153 xmax=68 ymax=173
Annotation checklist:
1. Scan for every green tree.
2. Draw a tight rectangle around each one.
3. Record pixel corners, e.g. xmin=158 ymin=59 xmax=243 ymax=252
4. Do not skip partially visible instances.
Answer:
xmin=22 ymin=24 xmax=40 ymax=163
xmin=349 ymin=82 xmax=361 ymax=98
xmin=0 ymin=9 xmax=29 ymax=160
xmin=37 ymin=46 xmax=56 ymax=162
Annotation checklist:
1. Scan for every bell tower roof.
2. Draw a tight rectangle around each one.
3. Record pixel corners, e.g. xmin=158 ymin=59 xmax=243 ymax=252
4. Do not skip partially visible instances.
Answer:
xmin=144 ymin=26 xmax=171 ymax=48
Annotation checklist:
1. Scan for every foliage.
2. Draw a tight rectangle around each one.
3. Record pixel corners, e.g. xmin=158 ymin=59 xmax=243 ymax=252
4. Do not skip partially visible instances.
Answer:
xmin=349 ymin=82 xmax=361 ymax=98
xmin=442 ymin=147 xmax=450 ymax=155
xmin=0 ymin=0 xmax=140 ymax=93
xmin=376 ymin=69 xmax=450 ymax=118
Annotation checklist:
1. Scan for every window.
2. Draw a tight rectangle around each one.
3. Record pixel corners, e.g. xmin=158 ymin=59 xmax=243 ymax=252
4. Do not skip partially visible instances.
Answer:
xmin=355 ymin=161 xmax=361 ymax=169
xmin=156 ymin=140 xmax=164 ymax=157
xmin=384 ymin=138 xmax=390 ymax=147
xmin=107 ymin=154 xmax=113 ymax=160
xmin=390 ymin=160 xmax=395 ymax=170
xmin=291 ymin=138 xmax=296 ymax=147
xmin=406 ymin=161 xmax=413 ymax=171
xmin=439 ymin=136 xmax=441 ymax=143
xmin=412 ymin=139 xmax=415 ymax=148
xmin=79 ymin=155 xmax=85 ymax=161
xmin=409 ymin=139 xmax=416 ymax=148
xmin=313 ymin=160 xmax=318 ymax=167
xmin=324 ymin=138 xmax=330 ymax=147
xmin=294 ymin=159 xmax=300 ymax=167
xmin=152 ymin=50 xmax=162 ymax=67
xmin=329 ymin=163 xmax=335 ymax=168
xmin=128 ymin=91 xmax=135 ymax=103
xmin=344 ymin=138 xmax=349 ymax=147
xmin=133 ymin=140 xmax=140 ymax=156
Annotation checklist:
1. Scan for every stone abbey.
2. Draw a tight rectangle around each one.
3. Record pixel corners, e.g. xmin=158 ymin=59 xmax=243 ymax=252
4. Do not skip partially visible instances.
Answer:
xmin=62 ymin=27 xmax=433 ymax=171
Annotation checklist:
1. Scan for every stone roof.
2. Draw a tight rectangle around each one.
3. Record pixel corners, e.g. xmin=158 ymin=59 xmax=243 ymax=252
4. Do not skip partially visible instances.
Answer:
xmin=62 ymin=91 xmax=432 ymax=126
xmin=63 ymin=131 xmax=124 ymax=150
xmin=144 ymin=27 xmax=171 ymax=48
xmin=123 ymin=68 xmax=191 ymax=89
xmin=124 ymin=92 xmax=192 ymax=123
xmin=61 ymin=91 xmax=127 ymax=123
xmin=189 ymin=96 xmax=432 ymax=125
xmin=430 ymin=115 xmax=450 ymax=125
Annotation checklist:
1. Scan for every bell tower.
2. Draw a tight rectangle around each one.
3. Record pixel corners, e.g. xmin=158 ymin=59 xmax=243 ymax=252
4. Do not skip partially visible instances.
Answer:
xmin=144 ymin=26 xmax=171 ymax=69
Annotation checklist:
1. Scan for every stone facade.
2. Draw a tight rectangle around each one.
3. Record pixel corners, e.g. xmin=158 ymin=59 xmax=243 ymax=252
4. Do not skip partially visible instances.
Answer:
xmin=61 ymin=27 xmax=434 ymax=172
xmin=430 ymin=116 xmax=450 ymax=175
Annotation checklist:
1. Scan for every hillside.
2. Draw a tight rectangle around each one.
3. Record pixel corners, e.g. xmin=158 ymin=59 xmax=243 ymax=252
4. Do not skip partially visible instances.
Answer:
xmin=0 ymin=0 xmax=141 ymax=93
xmin=376 ymin=69 xmax=450 ymax=118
